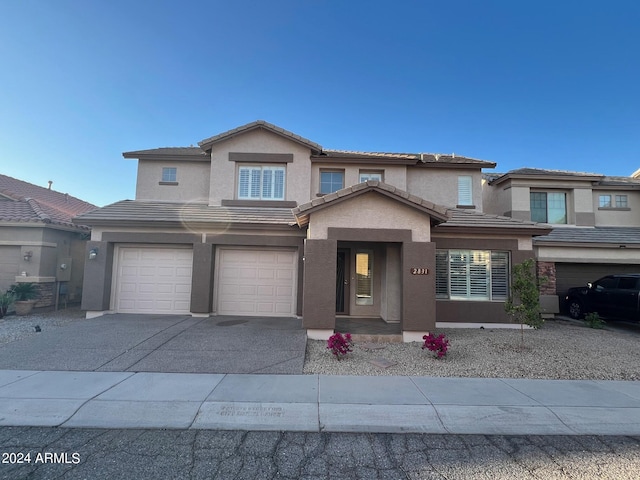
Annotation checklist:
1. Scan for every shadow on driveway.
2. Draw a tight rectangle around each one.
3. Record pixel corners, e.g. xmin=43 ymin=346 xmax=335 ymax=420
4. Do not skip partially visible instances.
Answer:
xmin=0 ymin=314 xmax=306 ymax=374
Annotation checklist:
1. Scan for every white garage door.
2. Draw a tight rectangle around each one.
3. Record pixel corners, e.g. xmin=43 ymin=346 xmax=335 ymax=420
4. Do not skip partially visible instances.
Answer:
xmin=217 ymin=248 xmax=297 ymax=316
xmin=115 ymin=247 xmax=193 ymax=314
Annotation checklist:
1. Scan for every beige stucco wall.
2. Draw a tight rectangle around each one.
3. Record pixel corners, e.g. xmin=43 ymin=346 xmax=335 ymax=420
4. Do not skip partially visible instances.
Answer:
xmin=310 ymin=164 xmax=406 ymax=194
xmin=482 ymin=180 xmax=512 ymax=216
xmin=593 ymin=190 xmax=640 ymax=226
xmin=536 ymin=245 xmax=640 ymax=263
xmin=136 ymin=160 xmax=210 ymax=202
xmin=0 ymin=225 xmax=87 ymax=302
xmin=380 ymin=244 xmax=402 ymax=322
xmin=208 ymin=129 xmax=312 ymax=206
xmin=308 ymin=192 xmax=431 ymax=242
xmin=90 ymin=226 xmax=304 ymax=242
xmin=406 ymin=168 xmax=483 ymax=210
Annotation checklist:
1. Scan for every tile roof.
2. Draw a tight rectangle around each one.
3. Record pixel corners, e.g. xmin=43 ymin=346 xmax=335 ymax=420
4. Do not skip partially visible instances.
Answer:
xmin=292 ymin=181 xmax=450 ymax=227
xmin=122 ymin=147 xmax=208 ymax=159
xmin=73 ymin=201 xmax=297 ymax=227
xmin=533 ymin=227 xmax=640 ymax=245
xmin=435 ymin=209 xmax=552 ymax=234
xmin=318 ymin=150 xmax=495 ymax=167
xmin=0 ymin=174 xmax=97 ymax=229
xmin=198 ymin=120 xmax=323 ymax=153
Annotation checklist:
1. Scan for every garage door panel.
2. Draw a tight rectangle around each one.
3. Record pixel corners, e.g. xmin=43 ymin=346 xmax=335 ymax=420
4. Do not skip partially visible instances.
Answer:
xmin=115 ymin=247 xmax=193 ymax=314
xmin=217 ymin=248 xmax=297 ymax=316
xmin=555 ymin=263 xmax=640 ymax=296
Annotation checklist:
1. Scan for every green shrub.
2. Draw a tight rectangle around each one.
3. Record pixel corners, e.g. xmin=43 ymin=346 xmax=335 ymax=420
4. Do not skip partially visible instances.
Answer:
xmin=8 ymin=283 xmax=38 ymax=301
xmin=585 ymin=312 xmax=605 ymax=329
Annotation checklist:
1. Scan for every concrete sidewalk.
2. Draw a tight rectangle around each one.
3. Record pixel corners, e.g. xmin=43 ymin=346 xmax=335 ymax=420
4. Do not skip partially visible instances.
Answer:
xmin=1 ymin=370 xmax=639 ymax=435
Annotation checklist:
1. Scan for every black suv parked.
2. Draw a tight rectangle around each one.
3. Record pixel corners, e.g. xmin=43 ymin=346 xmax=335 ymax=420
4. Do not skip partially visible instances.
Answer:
xmin=565 ymin=274 xmax=640 ymax=322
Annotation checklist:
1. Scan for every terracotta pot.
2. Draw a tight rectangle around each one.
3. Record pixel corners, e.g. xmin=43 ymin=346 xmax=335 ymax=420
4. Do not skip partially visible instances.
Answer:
xmin=14 ymin=300 xmax=36 ymax=316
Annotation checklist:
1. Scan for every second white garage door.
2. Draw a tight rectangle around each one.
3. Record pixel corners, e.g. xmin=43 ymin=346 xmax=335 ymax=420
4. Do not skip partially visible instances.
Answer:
xmin=114 ymin=246 xmax=193 ymax=314
xmin=216 ymin=248 xmax=297 ymax=316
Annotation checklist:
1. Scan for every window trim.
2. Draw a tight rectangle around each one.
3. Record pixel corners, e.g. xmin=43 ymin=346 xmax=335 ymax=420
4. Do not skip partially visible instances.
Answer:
xmin=597 ymin=193 xmax=630 ymax=211
xmin=457 ymin=175 xmax=474 ymax=207
xmin=436 ymin=249 xmax=510 ymax=302
xmin=237 ymin=165 xmax=286 ymax=201
xmin=358 ymin=170 xmax=384 ymax=183
xmin=161 ymin=167 xmax=177 ymax=184
xmin=319 ymin=169 xmax=345 ymax=195
xmin=530 ymin=191 xmax=567 ymax=224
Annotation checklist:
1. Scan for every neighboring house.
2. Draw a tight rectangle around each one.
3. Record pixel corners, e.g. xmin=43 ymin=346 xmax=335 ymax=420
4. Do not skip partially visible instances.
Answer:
xmin=0 ymin=174 xmax=97 ymax=307
xmin=483 ymin=168 xmax=640 ymax=313
xmin=75 ymin=121 xmax=550 ymax=340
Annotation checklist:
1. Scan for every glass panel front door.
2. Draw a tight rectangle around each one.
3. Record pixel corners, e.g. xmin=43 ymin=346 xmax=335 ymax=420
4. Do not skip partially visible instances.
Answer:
xmin=355 ymin=250 xmax=373 ymax=305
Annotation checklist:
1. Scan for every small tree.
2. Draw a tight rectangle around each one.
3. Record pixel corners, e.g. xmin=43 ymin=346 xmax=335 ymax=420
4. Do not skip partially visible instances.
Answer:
xmin=505 ymin=258 xmax=545 ymax=344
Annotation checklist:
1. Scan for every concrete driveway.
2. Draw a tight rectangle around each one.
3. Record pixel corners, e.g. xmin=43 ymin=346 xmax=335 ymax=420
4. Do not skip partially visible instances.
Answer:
xmin=0 ymin=314 xmax=307 ymax=374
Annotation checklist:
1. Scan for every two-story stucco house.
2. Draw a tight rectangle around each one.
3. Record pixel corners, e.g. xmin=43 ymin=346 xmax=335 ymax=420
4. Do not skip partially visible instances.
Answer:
xmin=483 ymin=168 xmax=640 ymax=313
xmin=75 ymin=121 xmax=550 ymax=340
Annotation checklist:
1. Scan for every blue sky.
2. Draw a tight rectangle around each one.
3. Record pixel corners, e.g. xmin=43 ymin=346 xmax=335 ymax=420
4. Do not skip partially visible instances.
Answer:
xmin=1 ymin=1 xmax=638 ymax=206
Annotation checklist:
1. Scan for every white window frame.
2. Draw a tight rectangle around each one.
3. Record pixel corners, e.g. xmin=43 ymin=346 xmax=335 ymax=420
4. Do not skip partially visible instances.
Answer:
xmin=238 ymin=165 xmax=285 ymax=200
xmin=319 ymin=170 xmax=344 ymax=194
xmin=359 ymin=171 xmax=383 ymax=183
xmin=457 ymin=176 xmax=473 ymax=206
xmin=436 ymin=249 xmax=510 ymax=301
xmin=162 ymin=167 xmax=177 ymax=183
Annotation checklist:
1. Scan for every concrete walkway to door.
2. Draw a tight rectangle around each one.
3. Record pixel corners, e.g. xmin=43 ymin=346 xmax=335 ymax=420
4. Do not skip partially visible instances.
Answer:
xmin=0 ymin=314 xmax=306 ymax=374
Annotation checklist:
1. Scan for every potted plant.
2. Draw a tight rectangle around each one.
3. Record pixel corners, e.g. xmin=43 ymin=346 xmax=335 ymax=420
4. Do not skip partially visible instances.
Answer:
xmin=8 ymin=283 xmax=39 ymax=316
xmin=0 ymin=291 xmax=14 ymax=319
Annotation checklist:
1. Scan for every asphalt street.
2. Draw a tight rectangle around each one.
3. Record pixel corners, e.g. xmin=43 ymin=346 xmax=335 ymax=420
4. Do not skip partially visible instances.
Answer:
xmin=1 ymin=428 xmax=639 ymax=479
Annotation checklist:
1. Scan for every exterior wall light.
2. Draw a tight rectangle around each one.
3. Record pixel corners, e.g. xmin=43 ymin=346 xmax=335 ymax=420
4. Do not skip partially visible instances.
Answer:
xmin=23 ymin=251 xmax=33 ymax=261
xmin=88 ymin=248 xmax=99 ymax=260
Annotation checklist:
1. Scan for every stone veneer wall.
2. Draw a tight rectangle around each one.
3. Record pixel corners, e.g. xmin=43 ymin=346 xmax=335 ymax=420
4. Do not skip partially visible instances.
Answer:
xmin=537 ymin=261 xmax=557 ymax=295
xmin=34 ymin=282 xmax=56 ymax=308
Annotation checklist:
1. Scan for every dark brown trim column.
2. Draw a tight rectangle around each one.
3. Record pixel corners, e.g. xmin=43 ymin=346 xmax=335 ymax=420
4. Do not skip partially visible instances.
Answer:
xmin=81 ymin=241 xmax=114 ymax=311
xmin=190 ymin=243 xmax=214 ymax=314
xmin=402 ymin=242 xmax=436 ymax=332
xmin=302 ymin=239 xmax=337 ymax=329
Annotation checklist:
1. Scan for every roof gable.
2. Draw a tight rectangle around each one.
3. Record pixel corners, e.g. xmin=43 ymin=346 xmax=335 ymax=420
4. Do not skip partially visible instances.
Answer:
xmin=198 ymin=120 xmax=322 ymax=153
xmin=292 ymin=180 xmax=450 ymax=227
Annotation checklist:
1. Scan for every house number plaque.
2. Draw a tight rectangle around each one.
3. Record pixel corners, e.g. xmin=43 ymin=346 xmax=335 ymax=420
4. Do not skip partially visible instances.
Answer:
xmin=410 ymin=268 xmax=429 ymax=275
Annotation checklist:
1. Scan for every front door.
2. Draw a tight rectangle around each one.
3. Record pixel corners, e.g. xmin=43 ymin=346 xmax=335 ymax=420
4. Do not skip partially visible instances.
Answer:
xmin=336 ymin=249 xmax=350 ymax=314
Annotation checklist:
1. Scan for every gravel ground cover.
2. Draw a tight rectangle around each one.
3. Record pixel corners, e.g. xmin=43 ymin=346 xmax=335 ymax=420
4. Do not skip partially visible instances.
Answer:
xmin=304 ymin=319 xmax=640 ymax=380
xmin=0 ymin=306 xmax=85 ymax=346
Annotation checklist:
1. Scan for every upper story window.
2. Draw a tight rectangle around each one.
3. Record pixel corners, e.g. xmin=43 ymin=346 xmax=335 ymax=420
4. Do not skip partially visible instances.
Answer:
xmin=320 ymin=171 xmax=344 ymax=194
xmin=359 ymin=171 xmax=383 ymax=182
xmin=238 ymin=165 xmax=285 ymax=200
xmin=530 ymin=192 xmax=566 ymax=224
xmin=161 ymin=167 xmax=177 ymax=183
xmin=599 ymin=194 xmax=628 ymax=209
xmin=599 ymin=195 xmax=612 ymax=208
xmin=457 ymin=176 xmax=473 ymax=206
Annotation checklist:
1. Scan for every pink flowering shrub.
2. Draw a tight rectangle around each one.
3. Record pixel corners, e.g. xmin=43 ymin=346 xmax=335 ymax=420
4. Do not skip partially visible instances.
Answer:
xmin=422 ymin=333 xmax=449 ymax=358
xmin=327 ymin=332 xmax=353 ymax=360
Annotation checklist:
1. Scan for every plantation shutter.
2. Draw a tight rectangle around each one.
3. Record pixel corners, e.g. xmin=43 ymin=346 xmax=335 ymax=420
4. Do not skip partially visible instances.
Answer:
xmin=468 ymin=251 xmax=490 ymax=299
xmin=457 ymin=176 xmax=473 ymax=205
xmin=449 ymin=251 xmax=469 ymax=298
xmin=435 ymin=250 xmax=449 ymax=298
xmin=490 ymin=251 xmax=509 ymax=300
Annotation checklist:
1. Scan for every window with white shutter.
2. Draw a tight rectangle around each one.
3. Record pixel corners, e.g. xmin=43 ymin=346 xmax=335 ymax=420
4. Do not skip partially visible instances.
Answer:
xmin=435 ymin=249 xmax=510 ymax=301
xmin=457 ymin=176 xmax=473 ymax=206
xmin=238 ymin=166 xmax=285 ymax=200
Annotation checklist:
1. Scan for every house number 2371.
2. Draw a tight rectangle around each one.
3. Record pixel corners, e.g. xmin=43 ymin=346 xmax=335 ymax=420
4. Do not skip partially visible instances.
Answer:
xmin=410 ymin=268 xmax=429 ymax=275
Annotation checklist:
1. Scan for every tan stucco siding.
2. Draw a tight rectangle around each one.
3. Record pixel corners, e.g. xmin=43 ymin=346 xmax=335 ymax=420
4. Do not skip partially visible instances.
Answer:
xmin=406 ymin=168 xmax=482 ymax=210
xmin=308 ymin=192 xmax=431 ymax=242
xmin=310 ymin=164 xmax=407 ymax=194
xmin=209 ymin=129 xmax=312 ymax=206
xmin=593 ymin=190 xmax=639 ymax=226
xmin=536 ymin=245 xmax=640 ymax=263
xmin=482 ymin=180 xmax=512 ymax=217
xmin=136 ymin=160 xmax=210 ymax=202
